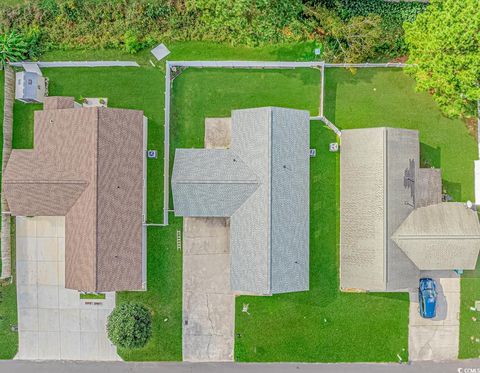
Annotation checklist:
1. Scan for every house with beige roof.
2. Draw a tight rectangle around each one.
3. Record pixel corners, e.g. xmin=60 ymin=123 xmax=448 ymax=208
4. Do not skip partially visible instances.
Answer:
xmin=340 ymin=127 xmax=480 ymax=292
xmin=3 ymin=96 xmax=147 ymax=292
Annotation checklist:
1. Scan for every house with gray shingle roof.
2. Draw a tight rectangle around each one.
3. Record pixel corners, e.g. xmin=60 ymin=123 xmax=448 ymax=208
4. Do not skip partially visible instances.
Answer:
xmin=172 ymin=107 xmax=310 ymax=295
xmin=340 ymin=127 xmax=480 ymax=292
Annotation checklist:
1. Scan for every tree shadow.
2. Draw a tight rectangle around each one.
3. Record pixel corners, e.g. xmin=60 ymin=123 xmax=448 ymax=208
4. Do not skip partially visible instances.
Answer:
xmin=442 ymin=180 xmax=462 ymax=202
xmin=420 ymin=142 xmax=441 ymax=169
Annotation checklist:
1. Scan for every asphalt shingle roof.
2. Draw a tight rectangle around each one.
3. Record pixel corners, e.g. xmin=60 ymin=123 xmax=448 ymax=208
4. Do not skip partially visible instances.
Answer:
xmin=392 ymin=202 xmax=480 ymax=270
xmin=4 ymin=97 xmax=145 ymax=292
xmin=172 ymin=107 xmax=310 ymax=295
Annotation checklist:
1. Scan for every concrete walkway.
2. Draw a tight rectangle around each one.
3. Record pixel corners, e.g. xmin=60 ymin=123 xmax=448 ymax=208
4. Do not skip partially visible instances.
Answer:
xmin=15 ymin=216 xmax=120 ymax=361
xmin=409 ymin=271 xmax=460 ymax=361
xmin=182 ymin=217 xmax=234 ymax=362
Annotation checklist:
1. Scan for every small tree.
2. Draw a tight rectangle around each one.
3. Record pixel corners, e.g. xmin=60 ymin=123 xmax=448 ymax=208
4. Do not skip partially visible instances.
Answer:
xmin=404 ymin=0 xmax=480 ymax=118
xmin=0 ymin=31 xmax=28 ymax=70
xmin=107 ymin=303 xmax=152 ymax=349
xmin=305 ymin=6 xmax=383 ymax=63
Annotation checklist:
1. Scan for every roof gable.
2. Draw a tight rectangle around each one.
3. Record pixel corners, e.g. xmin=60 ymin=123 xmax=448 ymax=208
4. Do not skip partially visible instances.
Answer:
xmin=4 ymin=102 xmax=145 ymax=292
xmin=172 ymin=107 xmax=310 ymax=295
xmin=392 ymin=203 xmax=480 ymax=270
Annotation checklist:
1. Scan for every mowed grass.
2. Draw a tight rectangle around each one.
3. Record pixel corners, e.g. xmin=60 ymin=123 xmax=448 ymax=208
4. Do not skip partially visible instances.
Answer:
xmin=7 ymin=48 xmax=479 ymax=361
xmin=325 ymin=68 xmax=479 ymax=360
xmin=235 ymin=68 xmax=478 ymax=362
xmin=325 ymin=68 xmax=477 ymax=201
xmin=235 ymin=123 xmax=409 ymax=362
xmin=0 ymin=71 xmax=19 ymax=359
xmin=459 ymin=278 xmax=480 ymax=359
xmin=172 ymin=67 xmax=410 ymax=362
xmin=6 ymin=42 xmax=321 ymax=362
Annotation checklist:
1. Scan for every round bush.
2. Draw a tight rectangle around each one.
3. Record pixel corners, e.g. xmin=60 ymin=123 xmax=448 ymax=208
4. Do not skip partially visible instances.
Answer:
xmin=107 ymin=303 xmax=152 ymax=349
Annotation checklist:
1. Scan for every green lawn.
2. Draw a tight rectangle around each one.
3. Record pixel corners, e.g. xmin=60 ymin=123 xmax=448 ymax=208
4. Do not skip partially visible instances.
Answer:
xmin=324 ymin=68 xmax=479 ymax=360
xmin=0 ymin=71 xmax=19 ymax=359
xmin=171 ymin=67 xmax=411 ymax=362
xmin=459 ymin=278 xmax=480 ymax=359
xmin=0 ymin=218 xmax=18 ymax=359
xmin=325 ymin=68 xmax=477 ymax=201
xmin=40 ymin=41 xmax=321 ymax=66
xmin=7 ymin=43 xmax=319 ymax=361
xmin=4 ymin=45 xmax=479 ymax=362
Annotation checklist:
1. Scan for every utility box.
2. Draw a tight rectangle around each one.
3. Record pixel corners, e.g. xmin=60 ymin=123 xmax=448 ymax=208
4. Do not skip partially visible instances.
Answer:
xmin=15 ymin=71 xmax=47 ymax=103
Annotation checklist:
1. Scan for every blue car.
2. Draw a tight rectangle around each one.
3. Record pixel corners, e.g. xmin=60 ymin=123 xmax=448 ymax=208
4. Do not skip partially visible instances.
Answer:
xmin=419 ymin=278 xmax=437 ymax=318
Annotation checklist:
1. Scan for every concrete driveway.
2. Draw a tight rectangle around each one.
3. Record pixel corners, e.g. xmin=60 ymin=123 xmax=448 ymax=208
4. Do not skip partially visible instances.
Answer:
xmin=182 ymin=217 xmax=234 ymax=362
xmin=409 ymin=271 xmax=459 ymax=361
xmin=15 ymin=216 xmax=120 ymax=361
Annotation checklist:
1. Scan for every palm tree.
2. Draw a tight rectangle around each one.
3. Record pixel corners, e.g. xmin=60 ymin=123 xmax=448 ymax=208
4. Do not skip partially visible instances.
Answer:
xmin=0 ymin=31 xmax=28 ymax=70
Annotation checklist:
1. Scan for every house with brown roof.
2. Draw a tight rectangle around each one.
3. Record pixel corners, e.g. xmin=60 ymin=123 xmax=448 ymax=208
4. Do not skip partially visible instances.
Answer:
xmin=3 ymin=97 xmax=147 ymax=292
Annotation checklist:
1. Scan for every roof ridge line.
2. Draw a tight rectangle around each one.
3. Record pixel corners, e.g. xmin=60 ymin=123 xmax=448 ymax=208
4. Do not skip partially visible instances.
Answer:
xmin=172 ymin=180 xmax=260 ymax=184
xmin=394 ymin=234 xmax=480 ymax=240
xmin=3 ymin=180 xmax=88 ymax=184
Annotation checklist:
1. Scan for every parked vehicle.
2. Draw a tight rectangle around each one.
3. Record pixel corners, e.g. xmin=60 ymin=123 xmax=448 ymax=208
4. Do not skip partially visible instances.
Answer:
xmin=418 ymin=278 xmax=437 ymax=318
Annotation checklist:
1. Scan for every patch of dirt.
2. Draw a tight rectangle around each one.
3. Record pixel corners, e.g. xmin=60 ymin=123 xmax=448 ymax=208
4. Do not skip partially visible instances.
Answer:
xmin=465 ymin=117 xmax=478 ymax=140
xmin=391 ymin=55 xmax=408 ymax=63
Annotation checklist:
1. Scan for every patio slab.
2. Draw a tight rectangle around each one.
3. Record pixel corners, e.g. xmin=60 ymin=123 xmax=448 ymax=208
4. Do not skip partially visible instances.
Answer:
xmin=15 ymin=216 xmax=120 ymax=361
xmin=205 ymin=118 xmax=232 ymax=149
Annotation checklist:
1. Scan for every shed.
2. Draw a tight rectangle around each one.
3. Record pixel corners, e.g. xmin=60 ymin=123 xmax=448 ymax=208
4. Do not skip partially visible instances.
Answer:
xmin=15 ymin=71 xmax=46 ymax=103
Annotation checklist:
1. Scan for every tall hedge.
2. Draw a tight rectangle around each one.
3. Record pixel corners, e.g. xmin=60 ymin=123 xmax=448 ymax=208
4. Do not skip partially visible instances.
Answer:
xmin=0 ymin=0 xmax=428 ymax=62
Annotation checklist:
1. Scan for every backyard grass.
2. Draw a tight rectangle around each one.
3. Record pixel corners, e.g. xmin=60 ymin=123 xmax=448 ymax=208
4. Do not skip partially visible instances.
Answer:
xmin=6 ymin=42 xmax=322 ymax=362
xmin=324 ymin=68 xmax=477 ymax=201
xmin=171 ymin=67 xmax=411 ymax=362
xmin=235 ymin=123 xmax=409 ymax=362
xmin=5 ymin=45 xmax=479 ymax=362
xmin=324 ymin=68 xmax=479 ymax=360
xmin=41 ymin=41 xmax=321 ymax=66
xmin=0 ymin=71 xmax=19 ymax=359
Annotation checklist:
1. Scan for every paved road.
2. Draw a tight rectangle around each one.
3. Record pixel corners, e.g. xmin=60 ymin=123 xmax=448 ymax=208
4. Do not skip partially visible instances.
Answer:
xmin=0 ymin=361 xmax=479 ymax=373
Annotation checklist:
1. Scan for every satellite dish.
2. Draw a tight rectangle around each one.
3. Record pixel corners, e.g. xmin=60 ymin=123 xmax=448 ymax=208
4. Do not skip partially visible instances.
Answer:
xmin=466 ymin=200 xmax=473 ymax=209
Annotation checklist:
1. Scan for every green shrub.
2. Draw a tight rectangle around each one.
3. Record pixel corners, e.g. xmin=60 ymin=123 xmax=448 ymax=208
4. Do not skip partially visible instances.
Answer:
xmin=0 ymin=31 xmax=28 ymax=69
xmin=124 ymin=31 xmax=142 ymax=54
xmin=107 ymin=303 xmax=152 ymax=349
xmin=335 ymin=0 xmax=426 ymax=29
xmin=305 ymin=5 xmax=383 ymax=63
xmin=332 ymin=0 xmax=427 ymax=58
